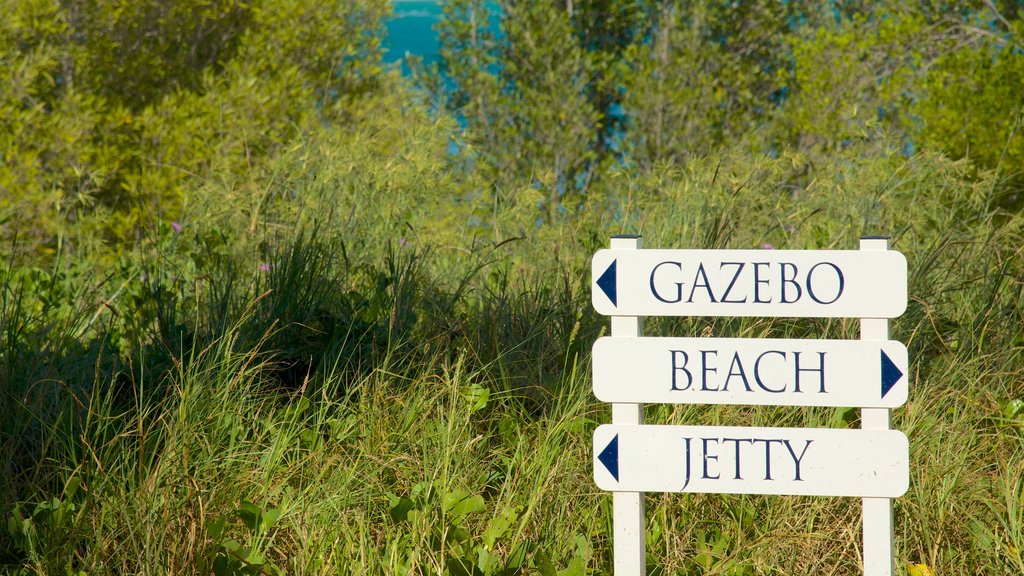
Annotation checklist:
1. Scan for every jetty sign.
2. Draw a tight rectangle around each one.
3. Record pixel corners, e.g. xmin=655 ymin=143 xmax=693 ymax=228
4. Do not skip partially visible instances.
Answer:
xmin=592 ymin=249 xmax=907 ymax=318
xmin=593 ymin=424 xmax=910 ymax=498
xmin=592 ymin=337 xmax=908 ymax=408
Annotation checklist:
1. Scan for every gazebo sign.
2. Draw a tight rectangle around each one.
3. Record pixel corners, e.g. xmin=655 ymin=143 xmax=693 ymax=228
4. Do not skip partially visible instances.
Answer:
xmin=592 ymin=248 xmax=907 ymax=318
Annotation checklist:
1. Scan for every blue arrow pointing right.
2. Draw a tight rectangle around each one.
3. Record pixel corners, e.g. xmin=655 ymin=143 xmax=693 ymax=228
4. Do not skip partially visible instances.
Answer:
xmin=881 ymin=350 xmax=903 ymax=398
xmin=596 ymin=260 xmax=617 ymax=306
xmin=598 ymin=434 xmax=619 ymax=481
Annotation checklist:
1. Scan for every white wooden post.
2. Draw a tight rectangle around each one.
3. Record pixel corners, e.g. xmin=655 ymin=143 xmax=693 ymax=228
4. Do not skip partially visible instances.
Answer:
xmin=860 ymin=236 xmax=895 ymax=575
xmin=610 ymin=234 xmax=645 ymax=575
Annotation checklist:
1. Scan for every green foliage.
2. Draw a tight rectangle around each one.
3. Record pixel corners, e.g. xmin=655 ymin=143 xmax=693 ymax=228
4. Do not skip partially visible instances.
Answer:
xmin=0 ymin=0 xmax=391 ymax=261
xmin=388 ymin=483 xmax=514 ymax=575
xmin=428 ymin=0 xmax=502 ymax=139
xmin=777 ymin=8 xmax=926 ymax=150
xmin=206 ymin=500 xmax=286 ymax=576
xmin=916 ymin=19 xmax=1024 ymax=198
xmin=428 ymin=1 xmax=1024 ymax=203
xmin=499 ymin=3 xmax=601 ymax=208
xmin=0 ymin=0 xmax=103 ymax=256
xmin=426 ymin=0 xmax=603 ymax=218
xmin=6 ymin=475 xmax=82 ymax=565
xmin=622 ymin=0 xmax=791 ymax=166
xmin=4 ymin=1 xmax=1024 ymax=574
xmin=68 ymin=0 xmax=252 ymax=110
xmin=3 ymin=130 xmax=1023 ymax=572
xmin=775 ymin=0 xmax=1024 ymax=178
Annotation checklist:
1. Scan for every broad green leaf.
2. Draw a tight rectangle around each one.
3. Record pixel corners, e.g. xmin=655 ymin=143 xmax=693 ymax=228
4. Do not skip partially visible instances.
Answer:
xmin=483 ymin=506 xmax=519 ymax=548
xmin=445 ymin=491 xmax=485 ymax=522
xmin=237 ymin=501 xmax=261 ymax=531
xmin=208 ymin=516 xmax=227 ymax=540
xmin=221 ymin=539 xmax=242 ymax=554
xmin=261 ymin=507 xmax=282 ymax=532
xmin=389 ymin=495 xmax=416 ymax=523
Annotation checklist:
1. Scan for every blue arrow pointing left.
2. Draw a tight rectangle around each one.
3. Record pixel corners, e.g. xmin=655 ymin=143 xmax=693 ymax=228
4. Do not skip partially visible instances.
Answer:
xmin=598 ymin=434 xmax=619 ymax=481
xmin=596 ymin=260 xmax=617 ymax=306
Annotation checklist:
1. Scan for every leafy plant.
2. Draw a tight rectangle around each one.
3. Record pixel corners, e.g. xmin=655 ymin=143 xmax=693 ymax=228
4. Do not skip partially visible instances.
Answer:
xmin=206 ymin=500 xmax=285 ymax=576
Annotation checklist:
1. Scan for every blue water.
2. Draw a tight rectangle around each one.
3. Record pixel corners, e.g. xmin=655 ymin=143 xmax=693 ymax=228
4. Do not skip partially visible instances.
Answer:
xmin=385 ymin=1 xmax=443 ymax=72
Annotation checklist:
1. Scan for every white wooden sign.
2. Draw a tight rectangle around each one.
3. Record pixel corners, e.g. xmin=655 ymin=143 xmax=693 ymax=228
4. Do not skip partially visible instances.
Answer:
xmin=592 ymin=236 xmax=909 ymax=575
xmin=592 ymin=337 xmax=908 ymax=408
xmin=594 ymin=424 xmax=909 ymax=498
xmin=591 ymin=249 xmax=907 ymax=318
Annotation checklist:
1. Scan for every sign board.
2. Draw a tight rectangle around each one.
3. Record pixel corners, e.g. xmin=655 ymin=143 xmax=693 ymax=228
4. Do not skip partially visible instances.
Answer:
xmin=593 ymin=424 xmax=909 ymax=498
xmin=592 ymin=337 xmax=908 ymax=408
xmin=592 ymin=249 xmax=907 ymax=318
xmin=592 ymin=237 xmax=909 ymax=575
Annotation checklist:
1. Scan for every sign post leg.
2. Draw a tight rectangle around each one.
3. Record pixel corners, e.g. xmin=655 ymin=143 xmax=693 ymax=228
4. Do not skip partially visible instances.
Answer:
xmin=610 ymin=235 xmax=645 ymax=575
xmin=860 ymin=236 xmax=895 ymax=576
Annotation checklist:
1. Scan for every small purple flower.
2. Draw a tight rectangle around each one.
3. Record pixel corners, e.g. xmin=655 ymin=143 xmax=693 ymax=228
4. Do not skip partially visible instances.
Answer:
xmin=761 ymin=242 xmax=775 ymax=250
xmin=259 ymin=264 xmax=271 ymax=272
xmin=399 ymin=237 xmax=409 ymax=248
xmin=171 ymin=221 xmax=181 ymax=234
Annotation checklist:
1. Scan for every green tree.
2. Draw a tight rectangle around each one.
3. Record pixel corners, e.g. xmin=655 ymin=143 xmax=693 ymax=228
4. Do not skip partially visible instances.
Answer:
xmin=620 ymin=0 xmax=805 ymax=167
xmin=0 ymin=0 xmax=390 ymax=261
xmin=434 ymin=0 xmax=653 ymax=219
xmin=0 ymin=0 xmax=106 ymax=255
xmin=565 ymin=0 xmax=648 ymax=156
xmin=773 ymin=1 xmax=1024 ymax=203
xmin=915 ymin=12 xmax=1024 ymax=201
xmin=774 ymin=6 xmax=930 ymax=151
xmin=434 ymin=0 xmax=501 ymax=125
xmin=428 ymin=1 xmax=601 ymax=220
xmin=63 ymin=0 xmax=252 ymax=110
xmin=498 ymin=1 xmax=601 ymax=216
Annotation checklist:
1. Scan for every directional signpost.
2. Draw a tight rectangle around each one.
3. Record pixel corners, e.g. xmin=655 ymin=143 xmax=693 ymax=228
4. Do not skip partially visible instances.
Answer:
xmin=590 ymin=235 xmax=910 ymax=576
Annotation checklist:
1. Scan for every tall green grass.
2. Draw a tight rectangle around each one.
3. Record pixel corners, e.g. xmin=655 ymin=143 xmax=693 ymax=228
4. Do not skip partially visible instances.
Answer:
xmin=2 ymin=120 xmax=1022 ymax=574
